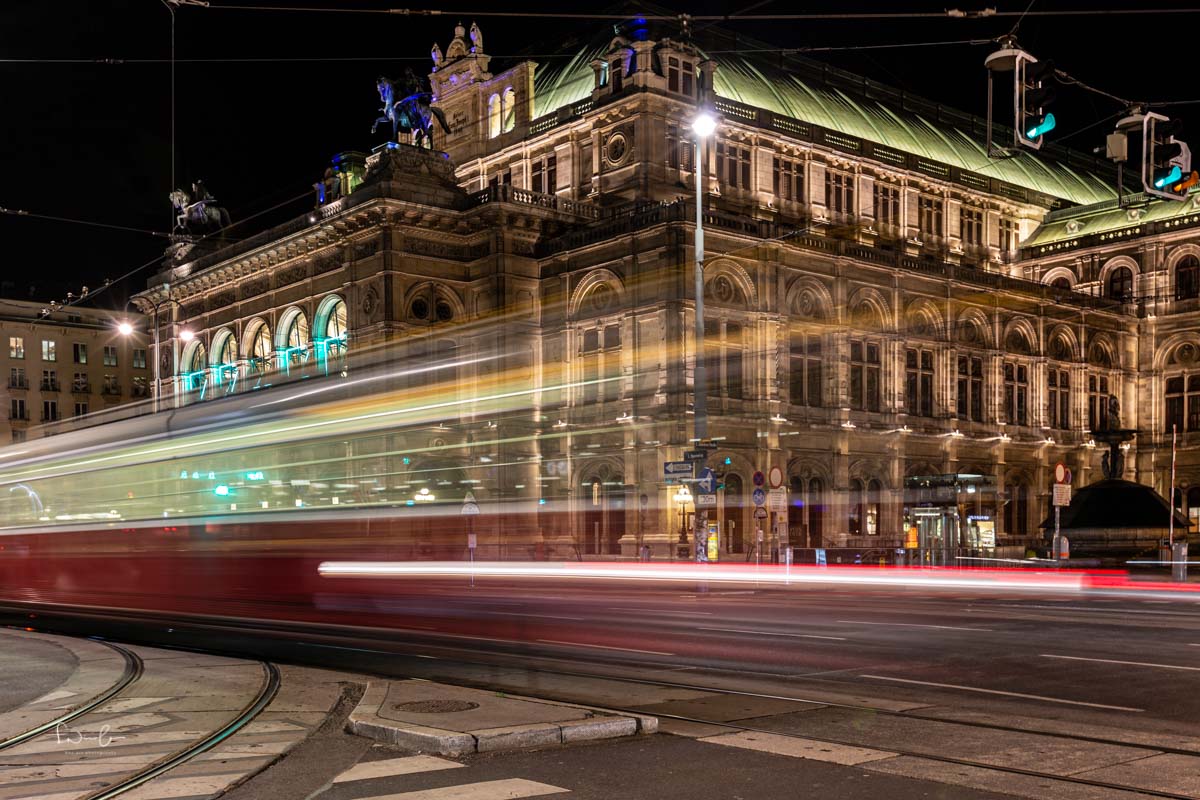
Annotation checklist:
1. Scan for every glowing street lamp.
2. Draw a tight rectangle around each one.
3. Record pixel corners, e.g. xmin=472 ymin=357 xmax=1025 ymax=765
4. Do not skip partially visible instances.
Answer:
xmin=674 ymin=484 xmax=693 ymax=556
xmin=117 ymin=321 xmax=134 ymax=336
xmin=179 ymin=329 xmax=195 ymax=342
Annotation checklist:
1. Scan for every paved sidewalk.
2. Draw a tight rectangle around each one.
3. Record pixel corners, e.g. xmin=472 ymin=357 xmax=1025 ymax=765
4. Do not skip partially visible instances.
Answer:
xmin=347 ymin=679 xmax=654 ymax=755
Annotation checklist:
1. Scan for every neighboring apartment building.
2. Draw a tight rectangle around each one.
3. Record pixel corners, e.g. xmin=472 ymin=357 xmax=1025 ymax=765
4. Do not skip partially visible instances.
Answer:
xmin=0 ymin=299 xmax=151 ymax=442
xmin=131 ymin=20 xmax=1178 ymax=560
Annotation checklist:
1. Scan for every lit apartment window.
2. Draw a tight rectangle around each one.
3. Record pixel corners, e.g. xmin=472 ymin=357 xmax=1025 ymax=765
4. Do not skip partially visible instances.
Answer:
xmin=8 ymin=337 xmax=23 ymax=359
xmin=41 ymin=340 xmax=56 ymax=362
xmin=103 ymin=345 xmax=118 ymax=367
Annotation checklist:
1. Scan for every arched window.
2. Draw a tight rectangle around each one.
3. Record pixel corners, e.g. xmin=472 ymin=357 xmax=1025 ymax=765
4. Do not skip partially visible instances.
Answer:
xmin=1177 ymin=256 xmax=1200 ymax=300
xmin=181 ymin=341 xmax=208 ymax=398
xmin=210 ymin=329 xmax=237 ymax=392
xmin=1004 ymin=482 xmax=1030 ymax=537
xmin=1051 ymin=277 xmax=1071 ymax=291
xmin=277 ymin=309 xmax=310 ymax=370
xmin=1108 ymin=266 xmax=1134 ymax=301
xmin=487 ymin=94 xmax=501 ymax=139
xmin=314 ymin=296 xmax=348 ymax=369
xmin=501 ymin=86 xmax=516 ymax=133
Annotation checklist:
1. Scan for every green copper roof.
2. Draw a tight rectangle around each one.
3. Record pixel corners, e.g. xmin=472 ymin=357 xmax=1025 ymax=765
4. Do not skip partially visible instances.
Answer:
xmin=530 ymin=28 xmax=1116 ymax=207
xmin=1025 ymin=189 xmax=1200 ymax=250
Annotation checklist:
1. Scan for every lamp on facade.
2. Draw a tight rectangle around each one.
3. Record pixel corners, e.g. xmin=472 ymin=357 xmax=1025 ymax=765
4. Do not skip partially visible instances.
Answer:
xmin=179 ymin=329 xmax=195 ymax=342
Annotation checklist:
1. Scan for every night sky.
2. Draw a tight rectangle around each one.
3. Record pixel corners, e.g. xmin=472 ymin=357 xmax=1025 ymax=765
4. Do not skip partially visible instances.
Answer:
xmin=3 ymin=1 xmax=1195 ymax=310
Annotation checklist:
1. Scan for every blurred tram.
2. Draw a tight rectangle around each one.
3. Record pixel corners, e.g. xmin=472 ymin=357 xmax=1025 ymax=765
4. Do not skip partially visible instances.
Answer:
xmin=0 ymin=348 xmax=583 ymax=624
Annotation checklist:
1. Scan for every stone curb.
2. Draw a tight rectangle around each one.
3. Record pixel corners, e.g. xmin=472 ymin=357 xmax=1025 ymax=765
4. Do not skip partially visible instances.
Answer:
xmin=345 ymin=681 xmax=654 ymax=755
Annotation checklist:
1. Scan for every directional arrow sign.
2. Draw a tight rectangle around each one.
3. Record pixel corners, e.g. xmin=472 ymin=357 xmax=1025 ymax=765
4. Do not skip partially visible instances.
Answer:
xmin=696 ymin=467 xmax=716 ymax=494
xmin=664 ymin=461 xmax=694 ymax=478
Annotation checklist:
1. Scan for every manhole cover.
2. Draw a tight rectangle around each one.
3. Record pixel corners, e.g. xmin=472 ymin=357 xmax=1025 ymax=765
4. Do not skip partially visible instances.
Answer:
xmin=393 ymin=699 xmax=479 ymax=714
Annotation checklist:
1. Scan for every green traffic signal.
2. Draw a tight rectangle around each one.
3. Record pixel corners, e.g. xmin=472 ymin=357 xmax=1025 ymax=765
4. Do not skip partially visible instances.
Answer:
xmin=1026 ymin=112 xmax=1056 ymax=140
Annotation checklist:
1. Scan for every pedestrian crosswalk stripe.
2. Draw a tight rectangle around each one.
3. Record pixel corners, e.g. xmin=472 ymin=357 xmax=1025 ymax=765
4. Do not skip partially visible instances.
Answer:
xmin=354 ymin=778 xmax=570 ymax=799
xmin=332 ymin=756 xmax=464 ymax=784
xmin=700 ymin=730 xmax=896 ymax=766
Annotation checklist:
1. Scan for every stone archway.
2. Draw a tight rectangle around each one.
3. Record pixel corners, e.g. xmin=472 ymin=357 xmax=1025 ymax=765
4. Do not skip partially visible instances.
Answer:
xmin=577 ymin=462 xmax=626 ymax=556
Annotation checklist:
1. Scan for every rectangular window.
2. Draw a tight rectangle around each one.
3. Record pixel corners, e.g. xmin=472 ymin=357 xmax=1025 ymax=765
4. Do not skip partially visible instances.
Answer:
xmin=873 ymin=184 xmax=900 ymax=227
xmin=905 ymin=348 xmax=935 ymax=417
xmin=8 ymin=336 xmax=23 ymax=359
xmin=530 ymin=154 xmax=557 ymax=194
xmin=789 ymin=332 xmax=822 ymax=407
xmin=668 ymin=56 xmax=679 ymax=93
xmin=103 ymin=346 xmax=117 ymax=367
xmin=956 ymin=355 xmax=983 ymax=422
xmin=1090 ymin=374 xmax=1111 ymax=431
xmin=961 ymin=207 xmax=984 ymax=246
xmin=74 ymin=401 xmax=88 ymax=417
xmin=773 ymin=157 xmax=804 ymax=203
xmin=999 ymin=217 xmax=1019 ymax=254
xmin=73 ymin=342 xmax=87 ymax=364
xmin=1166 ymin=376 xmax=1184 ymax=433
xmin=103 ymin=374 xmax=119 ymax=395
xmin=9 ymin=398 xmax=26 ymax=421
xmin=918 ymin=196 xmax=944 ymax=238
xmin=41 ymin=369 xmax=57 ymax=391
xmin=715 ymin=143 xmax=751 ymax=191
xmin=825 ymin=170 xmax=855 ymax=215
xmin=681 ymin=61 xmax=693 ymax=96
xmin=1048 ymin=368 xmax=1070 ymax=429
xmin=1004 ymin=362 xmax=1028 ymax=425
xmin=133 ymin=349 xmax=147 ymax=369
xmin=9 ymin=367 xmax=26 ymax=389
xmin=41 ymin=340 xmax=56 ymax=362
xmin=42 ymin=400 xmax=57 ymax=422
xmin=73 ymin=372 xmax=88 ymax=392
xmin=850 ymin=339 xmax=881 ymax=412
xmin=667 ymin=124 xmax=693 ymax=172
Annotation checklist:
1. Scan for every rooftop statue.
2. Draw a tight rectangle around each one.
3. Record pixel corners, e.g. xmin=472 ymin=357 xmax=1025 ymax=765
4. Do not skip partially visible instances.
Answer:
xmin=169 ymin=180 xmax=231 ymax=235
xmin=469 ymin=21 xmax=483 ymax=53
xmin=371 ymin=73 xmax=450 ymax=149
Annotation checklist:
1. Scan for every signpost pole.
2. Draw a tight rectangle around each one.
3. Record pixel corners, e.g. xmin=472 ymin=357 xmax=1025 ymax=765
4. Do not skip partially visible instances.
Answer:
xmin=1053 ymin=506 xmax=1061 ymax=564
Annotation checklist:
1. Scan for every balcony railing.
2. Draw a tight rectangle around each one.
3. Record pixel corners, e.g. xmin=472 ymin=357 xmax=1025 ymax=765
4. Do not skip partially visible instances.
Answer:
xmin=40 ymin=412 xmax=59 ymax=422
xmin=101 ymin=385 xmax=122 ymax=397
xmin=72 ymin=381 xmax=90 ymax=393
xmin=40 ymin=380 xmax=60 ymax=392
xmin=8 ymin=412 xmax=29 ymax=421
xmin=8 ymin=378 xmax=27 ymax=389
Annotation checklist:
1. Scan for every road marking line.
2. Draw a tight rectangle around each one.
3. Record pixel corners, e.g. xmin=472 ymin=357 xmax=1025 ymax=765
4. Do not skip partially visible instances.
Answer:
xmin=333 ymin=756 xmax=463 ymax=784
xmin=987 ymin=603 xmax=1200 ymax=617
xmin=613 ymin=608 xmax=714 ymax=615
xmin=699 ymin=627 xmax=846 ymax=641
xmin=1041 ymin=654 xmax=1200 ymax=672
xmin=537 ymin=639 xmax=675 ymax=656
xmin=700 ymin=730 xmax=895 ymax=765
xmin=355 ymin=778 xmax=570 ymax=799
xmin=837 ymin=620 xmax=992 ymax=632
xmin=858 ymin=675 xmax=1143 ymax=712
xmin=505 ymin=613 xmax=587 ymax=621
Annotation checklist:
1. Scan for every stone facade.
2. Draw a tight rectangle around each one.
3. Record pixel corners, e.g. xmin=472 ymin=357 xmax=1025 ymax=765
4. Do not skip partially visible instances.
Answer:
xmin=133 ymin=22 xmax=1188 ymax=561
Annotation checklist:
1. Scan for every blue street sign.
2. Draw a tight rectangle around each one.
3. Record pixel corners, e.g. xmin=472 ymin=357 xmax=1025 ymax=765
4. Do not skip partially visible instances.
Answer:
xmin=664 ymin=461 xmax=694 ymax=478
xmin=696 ymin=467 xmax=716 ymax=494
xmin=752 ymin=488 xmax=766 ymax=506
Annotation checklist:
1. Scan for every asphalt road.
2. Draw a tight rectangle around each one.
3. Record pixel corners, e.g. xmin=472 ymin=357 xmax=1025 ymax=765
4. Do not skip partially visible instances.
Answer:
xmin=5 ymin=576 xmax=1200 ymax=798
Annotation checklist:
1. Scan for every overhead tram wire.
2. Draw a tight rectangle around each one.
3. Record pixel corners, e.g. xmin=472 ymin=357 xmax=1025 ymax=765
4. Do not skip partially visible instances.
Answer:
xmin=0 ymin=208 xmax=172 ymax=239
xmin=188 ymin=5 xmax=1200 ymax=20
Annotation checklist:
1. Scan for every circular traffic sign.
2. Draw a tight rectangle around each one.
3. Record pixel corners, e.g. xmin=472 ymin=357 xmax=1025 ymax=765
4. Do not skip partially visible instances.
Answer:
xmin=768 ymin=466 xmax=784 ymax=490
xmin=752 ymin=470 xmax=765 ymax=487
xmin=1054 ymin=462 xmax=1067 ymax=484
xmin=752 ymin=488 xmax=766 ymax=506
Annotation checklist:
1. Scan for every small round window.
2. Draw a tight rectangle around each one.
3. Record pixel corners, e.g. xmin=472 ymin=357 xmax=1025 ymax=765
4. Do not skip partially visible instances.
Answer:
xmin=436 ymin=300 xmax=454 ymax=321
xmin=411 ymin=298 xmax=430 ymax=320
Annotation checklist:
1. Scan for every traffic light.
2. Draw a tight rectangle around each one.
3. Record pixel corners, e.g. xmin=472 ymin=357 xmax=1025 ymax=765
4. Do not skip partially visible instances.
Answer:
xmin=1017 ymin=55 xmax=1056 ymax=149
xmin=1143 ymin=113 xmax=1196 ymax=201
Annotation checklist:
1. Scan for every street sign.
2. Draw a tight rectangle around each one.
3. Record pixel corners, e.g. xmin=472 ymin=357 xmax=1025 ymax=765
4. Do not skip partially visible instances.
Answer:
xmin=768 ymin=466 xmax=784 ymax=490
xmin=752 ymin=470 xmax=765 ymax=487
xmin=1054 ymin=462 xmax=1068 ymax=484
xmin=751 ymin=488 xmax=766 ymax=506
xmin=467 ymin=532 xmax=477 ymax=548
xmin=696 ymin=493 xmax=717 ymax=507
xmin=1052 ymin=483 xmax=1071 ymax=507
xmin=462 ymin=492 xmax=480 ymax=515
xmin=697 ymin=440 xmax=719 ymax=451
xmin=696 ymin=467 xmax=717 ymax=494
xmin=754 ymin=506 xmax=768 ymax=520
xmin=664 ymin=461 xmax=694 ymax=478
xmin=683 ymin=450 xmax=707 ymax=461
xmin=768 ymin=488 xmax=786 ymax=512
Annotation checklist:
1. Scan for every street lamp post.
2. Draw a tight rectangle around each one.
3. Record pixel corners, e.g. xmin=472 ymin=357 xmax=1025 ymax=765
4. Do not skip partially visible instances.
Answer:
xmin=691 ymin=110 xmax=716 ymax=563
xmin=674 ymin=485 xmax=693 ymax=560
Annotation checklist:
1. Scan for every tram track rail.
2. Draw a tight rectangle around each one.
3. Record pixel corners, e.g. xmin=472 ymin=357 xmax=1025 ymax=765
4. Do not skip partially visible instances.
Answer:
xmin=0 ymin=635 xmax=143 ymax=753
